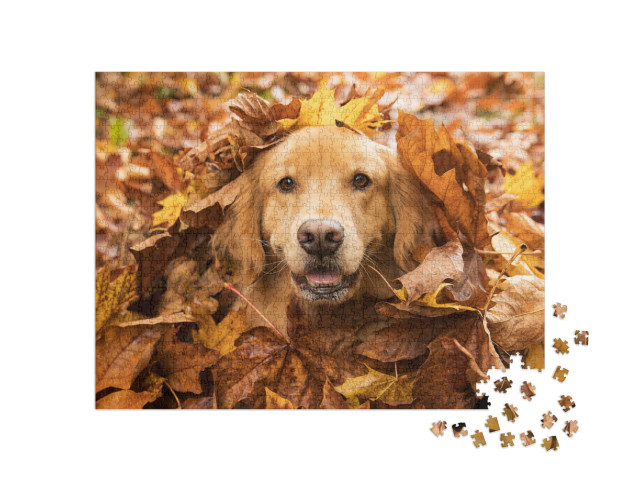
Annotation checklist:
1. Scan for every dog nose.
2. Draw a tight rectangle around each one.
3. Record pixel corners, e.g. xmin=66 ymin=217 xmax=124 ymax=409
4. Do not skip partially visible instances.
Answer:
xmin=297 ymin=219 xmax=344 ymax=257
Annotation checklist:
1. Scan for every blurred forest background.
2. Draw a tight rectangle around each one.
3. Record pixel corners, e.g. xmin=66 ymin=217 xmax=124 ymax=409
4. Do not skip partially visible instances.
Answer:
xmin=96 ymin=72 xmax=544 ymax=269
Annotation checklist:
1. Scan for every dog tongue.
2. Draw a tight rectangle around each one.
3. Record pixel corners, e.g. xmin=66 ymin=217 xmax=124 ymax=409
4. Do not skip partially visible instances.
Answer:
xmin=306 ymin=271 xmax=340 ymax=285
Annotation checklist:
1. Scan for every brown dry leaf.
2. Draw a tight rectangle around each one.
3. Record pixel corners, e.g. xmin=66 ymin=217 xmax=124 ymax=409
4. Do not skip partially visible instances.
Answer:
xmin=396 ymin=111 xmax=489 ymax=247
xmin=182 ymin=396 xmax=217 ymax=409
xmin=96 ymin=324 xmax=168 ymax=393
xmin=194 ymin=309 xmax=248 ymax=355
xmin=148 ymin=152 xmax=185 ymax=192
xmin=212 ymin=323 xmax=366 ymax=408
xmin=96 ymin=389 xmax=160 ymax=409
xmin=129 ymin=231 xmax=181 ymax=294
xmin=180 ymin=176 xmax=240 ymax=229
xmin=505 ymin=212 xmax=545 ymax=251
xmin=265 ymin=388 xmax=294 ymax=409
xmin=393 ymin=239 xmax=464 ymax=303
xmin=355 ymin=318 xmax=433 ymax=363
xmin=413 ymin=337 xmax=484 ymax=409
xmin=319 ymin=379 xmax=352 ymax=409
xmin=154 ymin=329 xmax=220 ymax=394
xmin=96 ymin=371 xmax=165 ymax=409
xmin=486 ymin=275 xmax=544 ymax=351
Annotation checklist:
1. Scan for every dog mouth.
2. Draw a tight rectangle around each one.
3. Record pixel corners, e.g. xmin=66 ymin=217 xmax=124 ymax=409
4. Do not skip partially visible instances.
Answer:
xmin=291 ymin=268 xmax=359 ymax=300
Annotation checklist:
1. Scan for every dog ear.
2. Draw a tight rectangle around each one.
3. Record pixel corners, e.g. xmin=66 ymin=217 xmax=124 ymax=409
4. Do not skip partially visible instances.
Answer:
xmin=386 ymin=149 xmax=442 ymax=273
xmin=212 ymin=172 xmax=265 ymax=286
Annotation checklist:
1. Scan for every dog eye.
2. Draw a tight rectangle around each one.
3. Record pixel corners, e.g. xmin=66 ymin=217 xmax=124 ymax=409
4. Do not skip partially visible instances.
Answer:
xmin=278 ymin=177 xmax=296 ymax=192
xmin=352 ymin=173 xmax=370 ymax=189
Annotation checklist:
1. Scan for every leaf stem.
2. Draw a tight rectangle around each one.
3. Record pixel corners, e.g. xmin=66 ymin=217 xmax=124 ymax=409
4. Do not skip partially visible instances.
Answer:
xmin=365 ymin=264 xmax=402 ymax=301
xmin=481 ymin=244 xmax=527 ymax=325
xmin=165 ymin=381 xmax=182 ymax=409
xmin=223 ymin=282 xmax=288 ymax=342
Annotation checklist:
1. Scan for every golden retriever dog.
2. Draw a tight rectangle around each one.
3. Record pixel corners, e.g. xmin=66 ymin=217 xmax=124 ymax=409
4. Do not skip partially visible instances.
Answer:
xmin=213 ymin=125 xmax=442 ymax=334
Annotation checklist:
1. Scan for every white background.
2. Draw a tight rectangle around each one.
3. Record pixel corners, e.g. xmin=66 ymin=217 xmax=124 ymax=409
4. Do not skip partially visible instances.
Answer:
xmin=1 ymin=1 xmax=639 ymax=479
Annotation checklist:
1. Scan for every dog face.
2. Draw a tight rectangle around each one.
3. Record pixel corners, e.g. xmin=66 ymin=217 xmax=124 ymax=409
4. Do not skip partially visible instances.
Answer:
xmin=216 ymin=125 xmax=440 ymax=305
xmin=259 ymin=126 xmax=396 ymax=302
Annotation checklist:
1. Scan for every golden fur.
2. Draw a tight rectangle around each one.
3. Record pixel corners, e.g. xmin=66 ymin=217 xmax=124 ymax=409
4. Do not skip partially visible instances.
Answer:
xmin=213 ymin=126 xmax=441 ymax=334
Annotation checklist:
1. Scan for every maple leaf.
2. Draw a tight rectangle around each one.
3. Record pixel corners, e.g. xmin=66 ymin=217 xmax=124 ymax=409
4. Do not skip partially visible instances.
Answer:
xmin=278 ymin=85 xmax=384 ymax=138
xmin=96 ymin=265 xmax=139 ymax=331
xmin=152 ymin=192 xmax=187 ymax=229
xmin=396 ymin=111 xmax=490 ymax=247
xmin=212 ymin=301 xmax=369 ymax=409
xmin=193 ymin=310 xmax=247 ymax=355
xmin=96 ymin=324 xmax=168 ymax=393
xmin=491 ymin=230 xmax=544 ymax=278
xmin=334 ymin=365 xmax=415 ymax=407
xmin=486 ymin=275 xmax=544 ymax=351
xmin=503 ymin=163 xmax=544 ymax=209
xmin=154 ymin=329 xmax=220 ymax=394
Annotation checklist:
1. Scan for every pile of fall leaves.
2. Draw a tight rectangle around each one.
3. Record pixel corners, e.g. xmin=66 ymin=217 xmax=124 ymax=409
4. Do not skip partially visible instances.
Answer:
xmin=96 ymin=73 xmax=544 ymax=409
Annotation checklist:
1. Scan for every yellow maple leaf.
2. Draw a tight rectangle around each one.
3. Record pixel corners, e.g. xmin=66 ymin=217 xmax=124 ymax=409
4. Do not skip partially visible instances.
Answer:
xmin=394 ymin=282 xmax=477 ymax=311
xmin=503 ymin=164 xmax=544 ymax=209
xmin=96 ymin=265 xmax=139 ymax=331
xmin=152 ymin=192 xmax=187 ymax=228
xmin=334 ymin=365 xmax=415 ymax=406
xmin=278 ymin=85 xmax=384 ymax=138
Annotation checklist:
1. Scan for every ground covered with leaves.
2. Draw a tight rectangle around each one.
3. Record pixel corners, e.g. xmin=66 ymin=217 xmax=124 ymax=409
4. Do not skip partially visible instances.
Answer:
xmin=96 ymin=72 xmax=545 ymax=409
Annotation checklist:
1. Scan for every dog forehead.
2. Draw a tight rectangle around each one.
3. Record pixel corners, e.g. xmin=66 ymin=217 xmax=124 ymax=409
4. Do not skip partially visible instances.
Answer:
xmin=264 ymin=126 xmax=385 ymax=170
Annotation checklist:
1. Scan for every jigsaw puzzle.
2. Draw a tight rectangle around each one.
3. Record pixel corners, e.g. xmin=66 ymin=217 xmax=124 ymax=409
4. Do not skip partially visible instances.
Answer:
xmin=520 ymin=431 xmax=536 ymax=446
xmin=502 ymin=404 xmax=519 ymax=422
xmin=471 ymin=430 xmax=487 ymax=448
xmin=500 ymin=432 xmax=515 ymax=447
xmin=575 ymin=330 xmax=589 ymax=345
xmin=452 ymin=423 xmax=468 ymax=438
xmin=520 ymin=381 xmax=536 ymax=400
xmin=552 ymin=366 xmax=569 ymax=382
xmin=95 ymin=72 xmax=545 ymax=409
xmin=485 ymin=415 xmax=501 ymax=432
xmin=563 ymin=420 xmax=579 ymax=437
xmin=553 ymin=338 xmax=570 ymax=354
xmin=541 ymin=411 xmax=558 ymax=429
xmin=559 ymin=395 xmax=576 ymax=412
xmin=552 ymin=303 xmax=567 ymax=318
xmin=430 ymin=421 xmax=447 ymax=437
xmin=541 ymin=436 xmax=560 ymax=451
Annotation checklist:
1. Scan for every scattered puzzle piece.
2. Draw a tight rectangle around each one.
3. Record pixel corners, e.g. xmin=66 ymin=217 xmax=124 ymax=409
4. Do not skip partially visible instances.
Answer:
xmin=452 ymin=423 xmax=468 ymax=438
xmin=541 ymin=411 xmax=557 ymax=429
xmin=502 ymin=403 xmax=519 ymax=422
xmin=521 ymin=381 xmax=536 ymax=400
xmin=559 ymin=395 xmax=575 ymax=412
xmin=520 ymin=431 xmax=536 ymax=446
xmin=541 ymin=436 xmax=559 ymax=451
xmin=485 ymin=415 xmax=500 ymax=432
xmin=552 ymin=303 xmax=567 ymax=318
xmin=553 ymin=366 xmax=569 ymax=382
xmin=494 ymin=376 xmax=513 ymax=393
xmin=574 ymin=330 xmax=589 ymax=345
xmin=471 ymin=430 xmax=486 ymax=448
xmin=553 ymin=338 xmax=569 ymax=354
xmin=563 ymin=420 xmax=579 ymax=437
xmin=430 ymin=421 xmax=447 ymax=437
xmin=500 ymin=432 xmax=515 ymax=447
